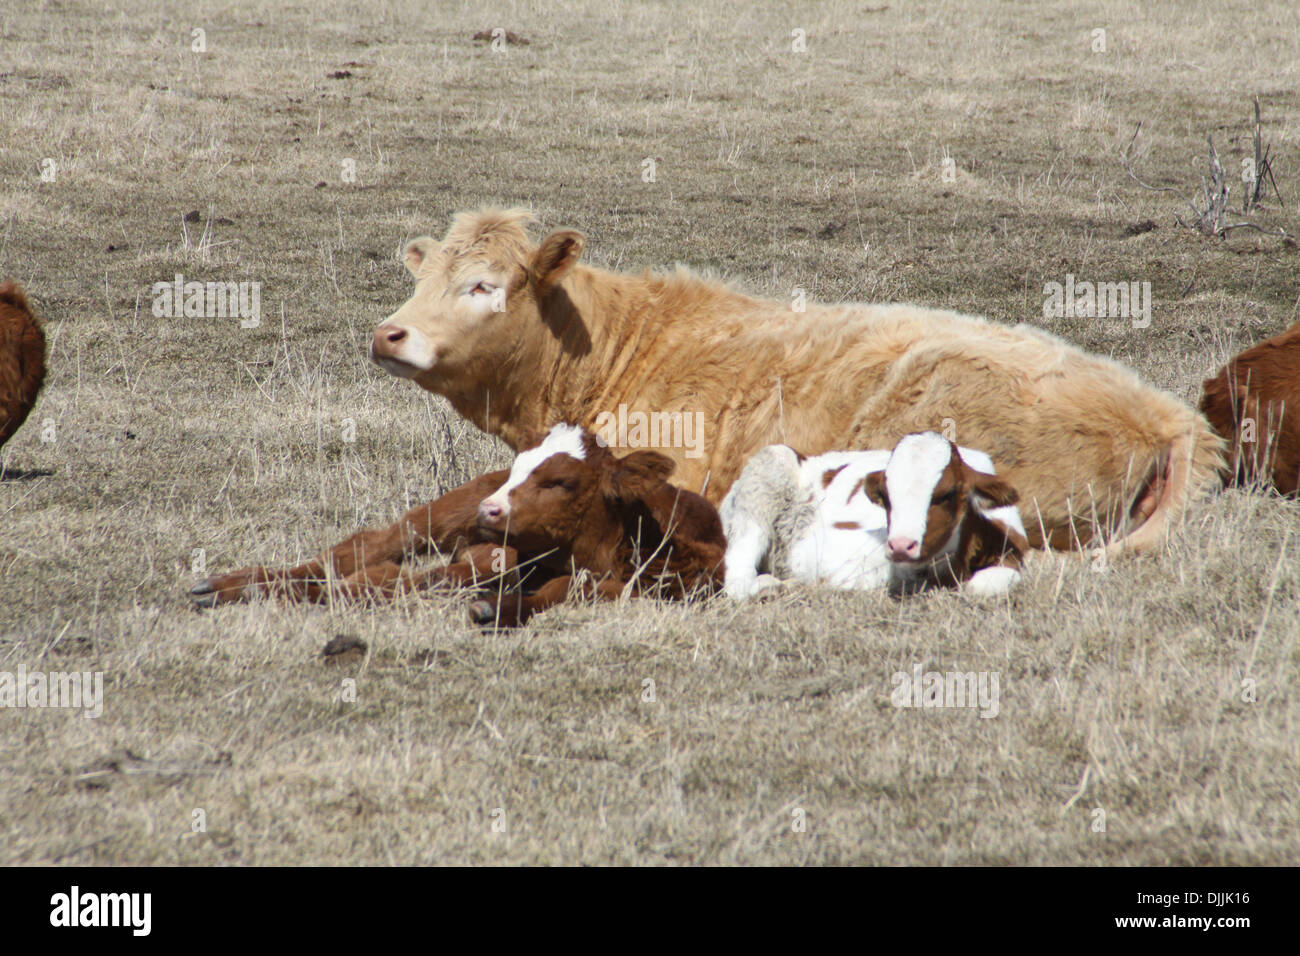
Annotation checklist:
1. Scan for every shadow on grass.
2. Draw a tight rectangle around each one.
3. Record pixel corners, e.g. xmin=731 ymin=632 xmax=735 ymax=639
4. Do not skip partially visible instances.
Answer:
xmin=0 ymin=466 xmax=54 ymax=482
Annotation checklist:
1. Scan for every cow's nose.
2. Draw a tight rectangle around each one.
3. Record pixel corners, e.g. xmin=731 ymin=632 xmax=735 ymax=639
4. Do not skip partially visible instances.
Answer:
xmin=887 ymin=536 xmax=920 ymax=561
xmin=371 ymin=324 xmax=407 ymax=356
xmin=478 ymin=500 xmax=504 ymax=525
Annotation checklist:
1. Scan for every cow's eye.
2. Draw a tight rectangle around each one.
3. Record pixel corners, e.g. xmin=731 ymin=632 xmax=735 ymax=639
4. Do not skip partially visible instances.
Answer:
xmin=935 ymin=489 xmax=958 ymax=505
xmin=468 ymin=281 xmax=494 ymax=296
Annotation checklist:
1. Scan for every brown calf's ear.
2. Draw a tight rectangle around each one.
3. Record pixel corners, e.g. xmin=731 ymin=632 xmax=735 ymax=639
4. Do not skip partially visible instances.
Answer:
xmin=969 ymin=471 xmax=1019 ymax=509
xmin=862 ymin=471 xmax=887 ymax=506
xmin=605 ymin=449 xmax=675 ymax=502
xmin=404 ymin=237 xmax=436 ymax=277
xmin=531 ymin=229 xmax=586 ymax=295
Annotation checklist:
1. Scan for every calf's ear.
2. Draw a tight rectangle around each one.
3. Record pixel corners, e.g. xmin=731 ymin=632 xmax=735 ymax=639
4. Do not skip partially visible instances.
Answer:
xmin=404 ymin=237 xmax=437 ymax=277
xmin=604 ymin=449 xmax=676 ymax=502
xmin=531 ymin=229 xmax=586 ymax=295
xmin=862 ymin=471 xmax=887 ymax=506
xmin=969 ymin=471 xmax=1019 ymax=509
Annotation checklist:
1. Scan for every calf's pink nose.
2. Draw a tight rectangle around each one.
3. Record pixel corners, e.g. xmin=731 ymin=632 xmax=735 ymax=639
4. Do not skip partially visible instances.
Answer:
xmin=887 ymin=536 xmax=920 ymax=560
xmin=478 ymin=501 xmax=504 ymax=523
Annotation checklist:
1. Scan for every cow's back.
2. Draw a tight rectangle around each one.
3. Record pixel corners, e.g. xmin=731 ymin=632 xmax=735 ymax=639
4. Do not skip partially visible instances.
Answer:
xmin=668 ymin=301 xmax=1218 ymax=549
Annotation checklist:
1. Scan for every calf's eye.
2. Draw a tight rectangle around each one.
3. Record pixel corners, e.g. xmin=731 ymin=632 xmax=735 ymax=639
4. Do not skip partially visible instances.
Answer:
xmin=468 ymin=281 xmax=494 ymax=296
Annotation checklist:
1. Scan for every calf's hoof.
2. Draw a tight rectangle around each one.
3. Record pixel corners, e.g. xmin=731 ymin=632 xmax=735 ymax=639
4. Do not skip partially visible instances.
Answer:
xmin=189 ymin=580 xmax=223 ymax=608
xmin=468 ymin=599 xmax=499 ymax=627
xmin=189 ymin=576 xmax=250 ymax=607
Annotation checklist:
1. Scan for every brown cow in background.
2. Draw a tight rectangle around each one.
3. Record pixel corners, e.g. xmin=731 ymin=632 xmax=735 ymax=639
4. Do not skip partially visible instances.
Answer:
xmin=1200 ymin=323 xmax=1300 ymax=496
xmin=0 ymin=281 xmax=46 ymax=451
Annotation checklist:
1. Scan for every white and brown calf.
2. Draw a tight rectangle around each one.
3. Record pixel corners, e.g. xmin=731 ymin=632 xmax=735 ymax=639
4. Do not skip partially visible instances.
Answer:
xmin=720 ymin=432 xmax=1028 ymax=599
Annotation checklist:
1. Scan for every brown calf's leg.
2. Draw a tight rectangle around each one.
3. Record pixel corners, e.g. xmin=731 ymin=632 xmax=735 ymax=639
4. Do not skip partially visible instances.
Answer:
xmin=468 ymin=575 xmax=625 ymax=628
xmin=191 ymin=469 xmax=509 ymax=606
xmin=285 ymin=545 xmax=521 ymax=605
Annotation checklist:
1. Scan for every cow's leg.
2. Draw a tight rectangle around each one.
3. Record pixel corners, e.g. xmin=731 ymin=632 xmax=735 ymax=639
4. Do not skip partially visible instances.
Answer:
xmin=285 ymin=545 xmax=521 ymax=604
xmin=467 ymin=575 xmax=624 ymax=628
xmin=963 ymin=565 xmax=1021 ymax=598
xmin=407 ymin=543 xmax=520 ymax=592
xmin=718 ymin=444 xmax=799 ymax=598
xmin=190 ymin=470 xmax=509 ymax=606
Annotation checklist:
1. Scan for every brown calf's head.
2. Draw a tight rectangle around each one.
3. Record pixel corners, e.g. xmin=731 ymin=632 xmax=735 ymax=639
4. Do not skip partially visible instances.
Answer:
xmin=475 ymin=424 xmax=676 ymax=555
xmin=861 ymin=432 xmax=1018 ymax=564
xmin=371 ymin=208 xmax=584 ymax=393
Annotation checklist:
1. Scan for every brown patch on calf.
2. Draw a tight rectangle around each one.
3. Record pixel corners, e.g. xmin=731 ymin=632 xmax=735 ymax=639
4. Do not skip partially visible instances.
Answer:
xmin=821 ymin=463 xmax=847 ymax=488
xmin=833 ymin=521 xmax=861 ymax=530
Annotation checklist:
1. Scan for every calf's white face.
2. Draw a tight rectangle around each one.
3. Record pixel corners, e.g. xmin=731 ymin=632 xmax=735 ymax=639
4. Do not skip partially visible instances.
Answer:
xmin=879 ymin=433 xmax=954 ymax=560
xmin=863 ymin=432 xmax=1018 ymax=564
xmin=478 ymin=424 xmax=588 ymax=524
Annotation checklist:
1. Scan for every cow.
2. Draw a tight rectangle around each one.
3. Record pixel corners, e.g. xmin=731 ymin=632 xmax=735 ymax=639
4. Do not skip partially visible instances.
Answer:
xmin=192 ymin=425 xmax=726 ymax=625
xmin=368 ymin=208 xmax=1222 ymax=559
xmin=1199 ymin=322 xmax=1300 ymax=496
xmin=720 ymin=433 xmax=1026 ymax=599
xmin=0 ymin=281 xmax=46 ymax=451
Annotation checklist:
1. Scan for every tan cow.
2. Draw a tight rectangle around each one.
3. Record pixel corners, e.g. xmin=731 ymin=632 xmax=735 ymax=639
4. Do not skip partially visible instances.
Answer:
xmin=369 ymin=208 xmax=1221 ymax=557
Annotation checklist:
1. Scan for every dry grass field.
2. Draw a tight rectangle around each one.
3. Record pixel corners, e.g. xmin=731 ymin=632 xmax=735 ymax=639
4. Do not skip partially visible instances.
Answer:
xmin=1 ymin=0 xmax=1298 ymax=865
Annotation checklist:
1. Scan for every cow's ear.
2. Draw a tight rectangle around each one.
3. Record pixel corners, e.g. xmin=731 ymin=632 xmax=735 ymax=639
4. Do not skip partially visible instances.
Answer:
xmin=404 ymin=237 xmax=436 ymax=277
xmin=605 ymin=449 xmax=675 ymax=501
xmin=531 ymin=229 xmax=586 ymax=295
xmin=862 ymin=471 xmax=887 ymax=507
xmin=969 ymin=471 xmax=1018 ymax=509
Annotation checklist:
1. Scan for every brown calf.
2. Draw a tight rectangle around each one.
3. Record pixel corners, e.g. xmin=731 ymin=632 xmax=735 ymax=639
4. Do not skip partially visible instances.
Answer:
xmin=191 ymin=425 xmax=726 ymax=625
xmin=1199 ymin=323 xmax=1300 ymax=496
xmin=0 ymin=281 xmax=47 ymax=450
xmin=468 ymin=424 xmax=725 ymax=624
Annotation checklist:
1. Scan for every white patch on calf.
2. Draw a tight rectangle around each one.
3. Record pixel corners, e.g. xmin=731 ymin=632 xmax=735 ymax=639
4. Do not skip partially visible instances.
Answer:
xmin=789 ymin=451 xmax=891 ymax=589
xmin=964 ymin=565 xmax=1021 ymax=597
xmin=482 ymin=423 xmax=588 ymax=516
xmin=883 ymin=432 xmax=953 ymax=546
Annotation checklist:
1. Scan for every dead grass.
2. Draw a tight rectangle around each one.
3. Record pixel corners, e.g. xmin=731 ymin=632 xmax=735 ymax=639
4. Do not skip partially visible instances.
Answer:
xmin=0 ymin=0 xmax=1297 ymax=865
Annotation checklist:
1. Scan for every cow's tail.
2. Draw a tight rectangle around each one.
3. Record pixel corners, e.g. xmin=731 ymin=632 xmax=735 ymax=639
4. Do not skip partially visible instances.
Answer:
xmin=0 ymin=281 xmax=47 ymax=448
xmin=1104 ymin=414 xmax=1224 ymax=559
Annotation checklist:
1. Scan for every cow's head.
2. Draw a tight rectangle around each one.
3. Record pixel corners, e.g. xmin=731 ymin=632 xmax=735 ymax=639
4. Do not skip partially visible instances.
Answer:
xmin=475 ymin=424 xmax=676 ymax=553
xmin=862 ymin=432 xmax=1018 ymax=565
xmin=370 ymin=208 xmax=585 ymax=391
